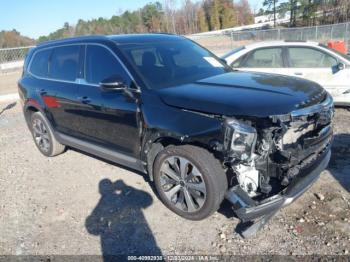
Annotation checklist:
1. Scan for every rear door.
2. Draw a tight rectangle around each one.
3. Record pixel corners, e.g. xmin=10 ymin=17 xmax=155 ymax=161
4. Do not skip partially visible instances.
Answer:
xmin=45 ymin=45 xmax=83 ymax=136
xmin=73 ymin=44 xmax=140 ymax=157
xmin=284 ymin=46 xmax=347 ymax=98
xmin=234 ymin=47 xmax=289 ymax=75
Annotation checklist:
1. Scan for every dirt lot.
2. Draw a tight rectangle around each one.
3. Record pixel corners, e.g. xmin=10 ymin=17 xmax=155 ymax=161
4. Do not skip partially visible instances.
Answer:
xmin=0 ymin=72 xmax=21 ymax=96
xmin=0 ymin=99 xmax=349 ymax=257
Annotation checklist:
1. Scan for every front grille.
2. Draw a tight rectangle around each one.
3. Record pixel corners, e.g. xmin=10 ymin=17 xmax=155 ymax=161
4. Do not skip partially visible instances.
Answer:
xmin=283 ymin=94 xmax=333 ymax=148
xmin=282 ymin=95 xmax=334 ymax=163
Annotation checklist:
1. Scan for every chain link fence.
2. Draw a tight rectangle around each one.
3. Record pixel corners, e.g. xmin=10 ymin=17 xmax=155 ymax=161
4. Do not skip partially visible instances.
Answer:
xmin=188 ymin=22 xmax=350 ymax=56
xmin=0 ymin=46 xmax=34 ymax=74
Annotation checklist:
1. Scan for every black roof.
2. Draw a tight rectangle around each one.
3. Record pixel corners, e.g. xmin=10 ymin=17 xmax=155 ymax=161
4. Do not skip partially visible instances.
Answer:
xmin=36 ymin=33 xmax=183 ymax=48
xmin=108 ymin=33 xmax=184 ymax=44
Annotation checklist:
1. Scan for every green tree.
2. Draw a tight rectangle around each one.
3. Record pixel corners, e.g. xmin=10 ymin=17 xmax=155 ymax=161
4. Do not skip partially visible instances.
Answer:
xmin=299 ymin=0 xmax=317 ymax=26
xmin=289 ymin=0 xmax=298 ymax=27
xmin=263 ymin=0 xmax=278 ymax=27
xmin=141 ymin=2 xmax=163 ymax=32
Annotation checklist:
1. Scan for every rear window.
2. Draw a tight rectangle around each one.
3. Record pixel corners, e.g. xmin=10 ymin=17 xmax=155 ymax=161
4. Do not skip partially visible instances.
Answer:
xmin=30 ymin=49 xmax=51 ymax=77
xmin=50 ymin=45 xmax=80 ymax=81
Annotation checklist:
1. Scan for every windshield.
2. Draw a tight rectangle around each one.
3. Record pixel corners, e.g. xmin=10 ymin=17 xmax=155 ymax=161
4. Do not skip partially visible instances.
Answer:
xmin=221 ymin=46 xmax=246 ymax=60
xmin=118 ymin=38 xmax=232 ymax=89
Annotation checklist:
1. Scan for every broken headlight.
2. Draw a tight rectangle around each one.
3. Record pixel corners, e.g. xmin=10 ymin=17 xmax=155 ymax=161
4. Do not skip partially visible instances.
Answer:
xmin=226 ymin=119 xmax=257 ymax=161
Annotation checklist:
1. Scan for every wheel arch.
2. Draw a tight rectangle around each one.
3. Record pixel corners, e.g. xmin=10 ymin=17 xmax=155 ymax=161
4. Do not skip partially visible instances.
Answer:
xmin=23 ymin=104 xmax=40 ymax=127
xmin=143 ymin=132 xmax=222 ymax=181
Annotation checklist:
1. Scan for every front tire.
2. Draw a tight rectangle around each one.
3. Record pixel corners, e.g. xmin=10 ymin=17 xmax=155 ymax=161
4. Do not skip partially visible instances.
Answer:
xmin=153 ymin=145 xmax=227 ymax=220
xmin=30 ymin=111 xmax=66 ymax=157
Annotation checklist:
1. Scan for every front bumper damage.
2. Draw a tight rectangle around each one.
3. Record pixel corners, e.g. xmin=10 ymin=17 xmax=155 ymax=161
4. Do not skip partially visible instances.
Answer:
xmin=225 ymin=147 xmax=331 ymax=238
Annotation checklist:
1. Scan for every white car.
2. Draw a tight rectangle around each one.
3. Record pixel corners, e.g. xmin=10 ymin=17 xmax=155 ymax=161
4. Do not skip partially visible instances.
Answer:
xmin=222 ymin=41 xmax=350 ymax=105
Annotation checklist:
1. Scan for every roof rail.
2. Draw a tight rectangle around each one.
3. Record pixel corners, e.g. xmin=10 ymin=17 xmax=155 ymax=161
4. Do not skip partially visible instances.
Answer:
xmin=37 ymin=35 xmax=108 ymax=46
xmin=284 ymin=40 xmax=307 ymax=43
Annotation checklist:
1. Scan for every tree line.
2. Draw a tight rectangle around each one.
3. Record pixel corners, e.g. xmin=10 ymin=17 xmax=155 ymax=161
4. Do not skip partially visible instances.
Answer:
xmin=37 ymin=0 xmax=253 ymax=42
xmin=261 ymin=0 xmax=350 ymax=27
xmin=0 ymin=30 xmax=35 ymax=48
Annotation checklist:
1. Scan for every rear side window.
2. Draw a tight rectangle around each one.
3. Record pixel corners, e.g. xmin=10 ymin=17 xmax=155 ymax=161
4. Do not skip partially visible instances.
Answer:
xmin=85 ymin=45 xmax=129 ymax=85
xmin=242 ymin=48 xmax=283 ymax=68
xmin=288 ymin=47 xmax=338 ymax=68
xmin=30 ymin=49 xmax=51 ymax=77
xmin=50 ymin=45 xmax=80 ymax=81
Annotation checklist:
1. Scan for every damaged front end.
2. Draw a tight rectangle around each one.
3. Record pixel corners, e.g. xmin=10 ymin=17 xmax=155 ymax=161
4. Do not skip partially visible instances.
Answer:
xmin=223 ymin=94 xmax=334 ymax=238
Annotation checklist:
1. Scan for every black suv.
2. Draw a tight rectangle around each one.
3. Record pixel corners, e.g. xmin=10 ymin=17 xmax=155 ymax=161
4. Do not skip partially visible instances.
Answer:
xmin=19 ymin=34 xmax=333 ymax=237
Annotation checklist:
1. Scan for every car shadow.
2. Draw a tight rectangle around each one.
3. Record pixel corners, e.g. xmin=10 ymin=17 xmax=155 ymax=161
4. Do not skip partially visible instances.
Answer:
xmin=85 ymin=179 xmax=162 ymax=260
xmin=328 ymin=133 xmax=350 ymax=192
xmin=0 ymin=102 xmax=16 ymax=115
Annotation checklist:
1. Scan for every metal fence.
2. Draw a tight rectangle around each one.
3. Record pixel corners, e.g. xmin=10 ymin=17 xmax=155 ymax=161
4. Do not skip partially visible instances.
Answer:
xmin=188 ymin=22 xmax=350 ymax=56
xmin=0 ymin=46 xmax=34 ymax=64
xmin=0 ymin=46 xmax=34 ymax=74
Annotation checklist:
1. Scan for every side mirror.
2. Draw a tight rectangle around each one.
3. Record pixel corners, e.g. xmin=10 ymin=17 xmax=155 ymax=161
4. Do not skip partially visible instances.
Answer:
xmin=337 ymin=62 xmax=345 ymax=71
xmin=99 ymin=75 xmax=127 ymax=91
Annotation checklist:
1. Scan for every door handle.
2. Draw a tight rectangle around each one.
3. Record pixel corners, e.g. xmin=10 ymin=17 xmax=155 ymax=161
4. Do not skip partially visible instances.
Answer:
xmin=37 ymin=88 xmax=47 ymax=96
xmin=78 ymin=96 xmax=91 ymax=104
xmin=294 ymin=72 xmax=303 ymax=76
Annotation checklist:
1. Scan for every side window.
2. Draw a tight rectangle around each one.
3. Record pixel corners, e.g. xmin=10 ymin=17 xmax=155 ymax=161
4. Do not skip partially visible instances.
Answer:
xmin=85 ymin=45 xmax=130 ymax=85
xmin=30 ymin=49 xmax=51 ymax=77
xmin=50 ymin=45 xmax=80 ymax=81
xmin=231 ymin=55 xmax=246 ymax=68
xmin=242 ymin=48 xmax=284 ymax=68
xmin=288 ymin=47 xmax=338 ymax=68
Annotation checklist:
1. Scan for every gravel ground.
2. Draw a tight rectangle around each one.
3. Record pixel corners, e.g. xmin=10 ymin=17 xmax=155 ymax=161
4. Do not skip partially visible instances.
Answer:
xmin=0 ymin=101 xmax=350 ymax=257
xmin=0 ymin=72 xmax=21 ymax=96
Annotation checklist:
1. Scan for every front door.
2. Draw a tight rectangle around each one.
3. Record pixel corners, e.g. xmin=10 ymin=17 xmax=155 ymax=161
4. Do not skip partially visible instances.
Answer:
xmin=73 ymin=44 xmax=140 ymax=157
xmin=284 ymin=46 xmax=349 ymax=100
xmin=236 ymin=47 xmax=289 ymax=75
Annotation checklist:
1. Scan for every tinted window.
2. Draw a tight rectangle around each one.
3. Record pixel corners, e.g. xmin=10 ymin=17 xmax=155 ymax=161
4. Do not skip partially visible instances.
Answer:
xmin=288 ymin=47 xmax=338 ymax=68
xmin=85 ymin=45 xmax=129 ymax=85
xmin=243 ymin=48 xmax=283 ymax=68
xmin=130 ymin=48 xmax=163 ymax=67
xmin=30 ymin=49 xmax=51 ymax=77
xmin=50 ymin=45 xmax=80 ymax=81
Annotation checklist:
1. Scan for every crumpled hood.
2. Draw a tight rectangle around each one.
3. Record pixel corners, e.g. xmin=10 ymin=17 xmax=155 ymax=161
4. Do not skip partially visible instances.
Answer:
xmin=157 ymin=72 xmax=326 ymax=117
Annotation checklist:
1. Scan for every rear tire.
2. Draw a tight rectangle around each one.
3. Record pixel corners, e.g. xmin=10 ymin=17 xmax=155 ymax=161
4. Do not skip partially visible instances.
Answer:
xmin=153 ymin=145 xmax=227 ymax=220
xmin=30 ymin=111 xmax=65 ymax=157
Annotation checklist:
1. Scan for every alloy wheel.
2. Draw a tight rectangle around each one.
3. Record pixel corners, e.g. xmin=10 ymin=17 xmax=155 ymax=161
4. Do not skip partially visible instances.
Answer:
xmin=159 ymin=156 xmax=207 ymax=213
xmin=32 ymin=118 xmax=50 ymax=153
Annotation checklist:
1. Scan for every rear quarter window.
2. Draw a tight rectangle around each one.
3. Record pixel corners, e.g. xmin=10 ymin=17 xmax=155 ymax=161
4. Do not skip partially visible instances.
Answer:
xmin=30 ymin=49 xmax=52 ymax=77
